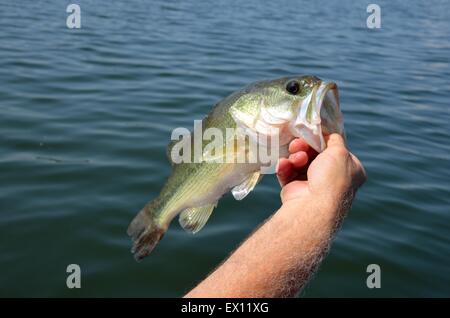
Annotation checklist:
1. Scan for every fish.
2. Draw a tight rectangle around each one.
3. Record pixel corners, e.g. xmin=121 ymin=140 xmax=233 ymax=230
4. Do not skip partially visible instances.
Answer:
xmin=127 ymin=75 xmax=345 ymax=261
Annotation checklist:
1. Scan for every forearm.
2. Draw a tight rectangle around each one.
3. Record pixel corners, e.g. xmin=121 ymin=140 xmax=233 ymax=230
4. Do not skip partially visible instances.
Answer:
xmin=185 ymin=194 xmax=346 ymax=298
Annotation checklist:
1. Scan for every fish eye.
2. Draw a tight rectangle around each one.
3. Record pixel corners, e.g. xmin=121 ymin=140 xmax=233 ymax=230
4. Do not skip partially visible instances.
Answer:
xmin=286 ymin=80 xmax=300 ymax=95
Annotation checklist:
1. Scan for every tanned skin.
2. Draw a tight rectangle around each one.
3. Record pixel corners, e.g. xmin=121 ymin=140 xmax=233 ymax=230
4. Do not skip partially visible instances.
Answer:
xmin=185 ymin=134 xmax=367 ymax=298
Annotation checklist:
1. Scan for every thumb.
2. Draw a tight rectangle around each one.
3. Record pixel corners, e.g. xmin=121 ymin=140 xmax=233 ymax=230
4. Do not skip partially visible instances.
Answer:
xmin=324 ymin=133 xmax=346 ymax=149
xmin=280 ymin=180 xmax=309 ymax=203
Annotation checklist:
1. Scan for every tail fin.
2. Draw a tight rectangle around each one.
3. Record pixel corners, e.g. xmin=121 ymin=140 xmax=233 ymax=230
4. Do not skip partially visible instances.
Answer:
xmin=127 ymin=201 xmax=166 ymax=261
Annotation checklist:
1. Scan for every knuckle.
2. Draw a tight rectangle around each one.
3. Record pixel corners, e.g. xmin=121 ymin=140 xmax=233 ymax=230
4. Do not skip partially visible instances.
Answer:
xmin=280 ymin=188 xmax=286 ymax=202
xmin=334 ymin=146 xmax=350 ymax=158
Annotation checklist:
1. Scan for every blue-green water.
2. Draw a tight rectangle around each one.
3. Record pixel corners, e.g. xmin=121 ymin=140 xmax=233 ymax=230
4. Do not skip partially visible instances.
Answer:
xmin=0 ymin=0 xmax=449 ymax=297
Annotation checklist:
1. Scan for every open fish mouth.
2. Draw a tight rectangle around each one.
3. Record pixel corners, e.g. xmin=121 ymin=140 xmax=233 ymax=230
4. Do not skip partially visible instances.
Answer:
xmin=289 ymin=81 xmax=344 ymax=152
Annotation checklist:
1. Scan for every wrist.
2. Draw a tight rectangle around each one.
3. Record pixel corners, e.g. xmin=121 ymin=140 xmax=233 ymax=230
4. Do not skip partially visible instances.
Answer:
xmin=279 ymin=186 xmax=352 ymax=225
xmin=279 ymin=192 xmax=337 ymax=223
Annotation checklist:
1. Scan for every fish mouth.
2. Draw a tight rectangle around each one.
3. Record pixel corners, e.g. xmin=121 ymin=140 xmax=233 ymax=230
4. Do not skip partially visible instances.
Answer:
xmin=289 ymin=81 xmax=344 ymax=152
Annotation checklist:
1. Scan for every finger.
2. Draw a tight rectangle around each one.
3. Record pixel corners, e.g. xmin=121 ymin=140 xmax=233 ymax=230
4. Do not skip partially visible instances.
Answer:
xmin=324 ymin=133 xmax=346 ymax=149
xmin=276 ymin=158 xmax=296 ymax=187
xmin=288 ymin=151 xmax=308 ymax=169
xmin=289 ymin=138 xmax=310 ymax=153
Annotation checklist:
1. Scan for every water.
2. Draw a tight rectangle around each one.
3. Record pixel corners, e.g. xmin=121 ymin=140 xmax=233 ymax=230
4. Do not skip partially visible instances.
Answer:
xmin=0 ymin=0 xmax=449 ymax=297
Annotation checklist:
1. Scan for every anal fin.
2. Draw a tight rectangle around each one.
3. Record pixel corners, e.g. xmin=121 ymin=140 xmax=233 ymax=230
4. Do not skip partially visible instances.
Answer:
xmin=231 ymin=171 xmax=262 ymax=201
xmin=179 ymin=202 xmax=217 ymax=234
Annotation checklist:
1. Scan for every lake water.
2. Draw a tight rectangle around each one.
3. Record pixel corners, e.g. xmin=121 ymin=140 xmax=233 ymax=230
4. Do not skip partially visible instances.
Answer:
xmin=0 ymin=0 xmax=449 ymax=297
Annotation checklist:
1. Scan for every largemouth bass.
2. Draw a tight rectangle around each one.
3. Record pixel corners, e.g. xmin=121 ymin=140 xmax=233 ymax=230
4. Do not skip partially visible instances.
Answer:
xmin=128 ymin=76 xmax=345 ymax=260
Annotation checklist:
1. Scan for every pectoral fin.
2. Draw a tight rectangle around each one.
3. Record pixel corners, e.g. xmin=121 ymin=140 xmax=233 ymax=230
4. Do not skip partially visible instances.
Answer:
xmin=231 ymin=171 xmax=262 ymax=201
xmin=179 ymin=203 xmax=217 ymax=234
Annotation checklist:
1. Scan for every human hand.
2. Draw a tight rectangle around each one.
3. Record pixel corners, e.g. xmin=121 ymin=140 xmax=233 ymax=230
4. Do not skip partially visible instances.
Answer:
xmin=186 ymin=133 xmax=365 ymax=299
xmin=276 ymin=134 xmax=366 ymax=209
